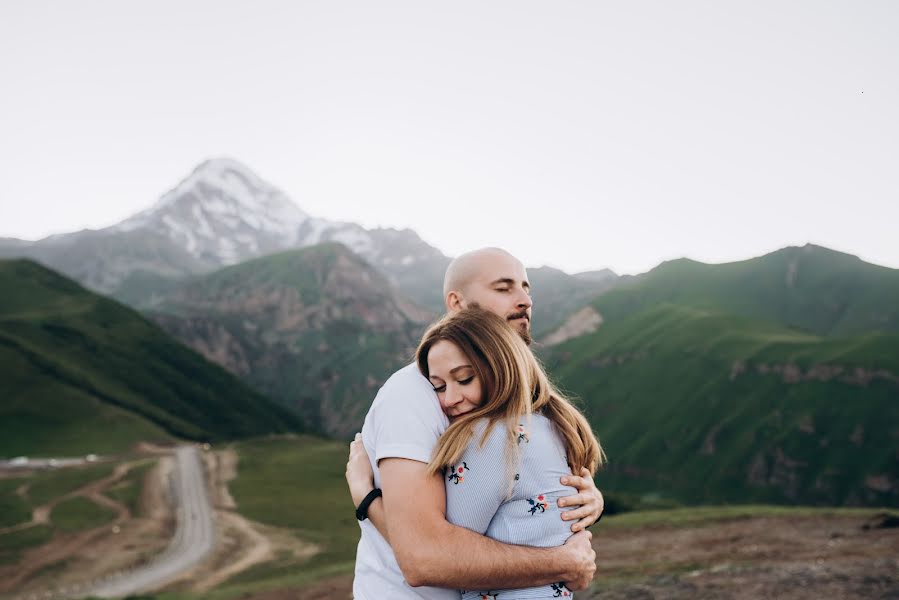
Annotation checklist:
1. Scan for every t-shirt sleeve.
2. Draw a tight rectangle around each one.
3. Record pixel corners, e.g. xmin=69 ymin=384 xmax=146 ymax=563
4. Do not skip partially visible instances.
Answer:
xmin=444 ymin=421 xmax=513 ymax=534
xmin=370 ymin=370 xmax=447 ymax=465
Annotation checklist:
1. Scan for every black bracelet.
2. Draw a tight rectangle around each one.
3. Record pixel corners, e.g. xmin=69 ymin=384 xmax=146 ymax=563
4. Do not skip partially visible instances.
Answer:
xmin=356 ymin=488 xmax=382 ymax=521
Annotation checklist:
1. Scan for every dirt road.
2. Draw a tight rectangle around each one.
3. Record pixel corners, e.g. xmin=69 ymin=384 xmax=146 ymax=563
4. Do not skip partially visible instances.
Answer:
xmin=77 ymin=446 xmax=215 ymax=598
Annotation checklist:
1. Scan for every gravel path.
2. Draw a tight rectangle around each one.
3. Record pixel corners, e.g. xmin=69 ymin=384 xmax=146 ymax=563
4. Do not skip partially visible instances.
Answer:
xmin=78 ymin=446 xmax=215 ymax=598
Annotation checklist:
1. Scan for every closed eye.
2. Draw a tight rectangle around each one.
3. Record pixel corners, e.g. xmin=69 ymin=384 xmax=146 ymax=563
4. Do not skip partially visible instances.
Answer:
xmin=457 ymin=376 xmax=474 ymax=385
xmin=432 ymin=384 xmax=446 ymax=393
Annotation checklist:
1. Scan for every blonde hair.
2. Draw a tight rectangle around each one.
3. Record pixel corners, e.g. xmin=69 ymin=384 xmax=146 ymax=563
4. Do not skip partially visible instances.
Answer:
xmin=417 ymin=308 xmax=604 ymax=476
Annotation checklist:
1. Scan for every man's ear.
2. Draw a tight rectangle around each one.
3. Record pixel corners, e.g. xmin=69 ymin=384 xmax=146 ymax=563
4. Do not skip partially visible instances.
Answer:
xmin=446 ymin=290 xmax=464 ymax=312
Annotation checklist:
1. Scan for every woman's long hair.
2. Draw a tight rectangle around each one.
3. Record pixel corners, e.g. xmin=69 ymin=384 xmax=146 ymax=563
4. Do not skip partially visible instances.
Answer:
xmin=417 ymin=308 xmax=604 ymax=476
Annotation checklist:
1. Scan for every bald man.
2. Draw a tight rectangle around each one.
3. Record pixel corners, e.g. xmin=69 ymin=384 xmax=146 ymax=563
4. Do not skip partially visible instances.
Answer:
xmin=349 ymin=248 xmax=603 ymax=599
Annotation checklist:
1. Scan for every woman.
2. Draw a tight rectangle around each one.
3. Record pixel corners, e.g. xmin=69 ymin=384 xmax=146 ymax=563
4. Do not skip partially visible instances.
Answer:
xmin=348 ymin=308 xmax=604 ymax=599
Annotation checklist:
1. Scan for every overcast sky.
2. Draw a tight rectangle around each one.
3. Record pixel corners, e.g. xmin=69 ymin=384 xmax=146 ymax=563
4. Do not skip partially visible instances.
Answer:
xmin=1 ymin=1 xmax=896 ymax=275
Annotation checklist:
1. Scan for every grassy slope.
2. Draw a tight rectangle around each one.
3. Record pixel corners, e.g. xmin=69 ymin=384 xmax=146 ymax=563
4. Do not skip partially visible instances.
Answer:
xmin=528 ymin=266 xmax=619 ymax=339
xmin=210 ymin=436 xmax=358 ymax=596
xmin=0 ymin=479 xmax=32 ymax=527
xmin=0 ymin=463 xmax=120 ymax=565
xmin=0 ymin=259 xmax=301 ymax=456
xmin=26 ymin=463 xmax=116 ymax=506
xmin=105 ymin=459 xmax=157 ymax=516
xmin=601 ymin=504 xmax=894 ymax=530
xmin=0 ymin=526 xmax=53 ymax=566
xmin=51 ymin=496 xmax=116 ymax=531
xmin=546 ymin=303 xmax=899 ymax=507
xmin=589 ymin=245 xmax=899 ymax=337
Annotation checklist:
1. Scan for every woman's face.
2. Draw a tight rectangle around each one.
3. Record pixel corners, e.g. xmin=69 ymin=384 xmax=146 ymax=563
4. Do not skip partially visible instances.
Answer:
xmin=427 ymin=340 xmax=484 ymax=420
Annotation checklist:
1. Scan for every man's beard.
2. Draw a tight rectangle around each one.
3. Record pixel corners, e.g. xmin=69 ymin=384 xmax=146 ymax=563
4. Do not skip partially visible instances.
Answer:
xmin=467 ymin=302 xmax=532 ymax=345
xmin=507 ymin=309 xmax=533 ymax=345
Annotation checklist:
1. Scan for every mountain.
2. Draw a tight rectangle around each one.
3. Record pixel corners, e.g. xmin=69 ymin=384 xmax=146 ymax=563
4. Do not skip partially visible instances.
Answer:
xmin=574 ymin=268 xmax=619 ymax=284
xmin=528 ymin=266 xmax=620 ymax=339
xmin=0 ymin=229 xmax=208 ymax=302
xmin=143 ymin=243 xmax=434 ymax=437
xmin=0 ymin=259 xmax=301 ymax=457
xmin=0 ymin=159 xmax=451 ymax=311
xmin=2 ymin=158 xmax=627 ymax=324
xmin=540 ymin=246 xmax=899 ymax=507
xmin=547 ymin=304 xmax=899 ymax=506
xmin=115 ymin=158 xmax=310 ymax=264
xmin=584 ymin=244 xmax=899 ymax=337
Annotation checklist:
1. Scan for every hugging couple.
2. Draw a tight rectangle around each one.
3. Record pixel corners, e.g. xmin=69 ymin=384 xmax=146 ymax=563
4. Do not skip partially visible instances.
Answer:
xmin=345 ymin=247 xmax=606 ymax=599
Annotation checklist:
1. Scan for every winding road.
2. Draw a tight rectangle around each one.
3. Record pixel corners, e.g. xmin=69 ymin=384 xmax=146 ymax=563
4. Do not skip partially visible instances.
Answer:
xmin=79 ymin=445 xmax=216 ymax=598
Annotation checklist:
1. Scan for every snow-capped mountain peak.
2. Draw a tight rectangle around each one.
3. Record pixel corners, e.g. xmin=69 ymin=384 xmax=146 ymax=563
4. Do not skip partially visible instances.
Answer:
xmin=114 ymin=157 xmax=309 ymax=265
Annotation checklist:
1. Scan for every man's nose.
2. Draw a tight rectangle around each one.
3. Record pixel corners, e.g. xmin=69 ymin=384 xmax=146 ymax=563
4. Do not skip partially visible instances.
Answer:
xmin=516 ymin=289 xmax=532 ymax=309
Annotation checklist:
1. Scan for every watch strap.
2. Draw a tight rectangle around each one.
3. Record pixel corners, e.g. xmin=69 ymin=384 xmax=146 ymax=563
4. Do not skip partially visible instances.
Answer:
xmin=356 ymin=488 xmax=382 ymax=521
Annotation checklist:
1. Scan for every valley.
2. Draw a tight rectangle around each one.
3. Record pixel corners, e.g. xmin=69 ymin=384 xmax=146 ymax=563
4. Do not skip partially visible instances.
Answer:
xmin=2 ymin=157 xmax=897 ymax=597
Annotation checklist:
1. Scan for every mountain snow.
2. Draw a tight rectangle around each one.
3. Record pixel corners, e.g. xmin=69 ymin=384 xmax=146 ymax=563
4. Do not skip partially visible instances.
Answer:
xmin=109 ymin=157 xmax=437 ymax=272
xmin=113 ymin=158 xmax=311 ymax=264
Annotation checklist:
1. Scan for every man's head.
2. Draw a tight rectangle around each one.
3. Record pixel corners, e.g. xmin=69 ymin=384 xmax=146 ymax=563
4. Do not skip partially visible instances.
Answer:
xmin=443 ymin=247 xmax=532 ymax=344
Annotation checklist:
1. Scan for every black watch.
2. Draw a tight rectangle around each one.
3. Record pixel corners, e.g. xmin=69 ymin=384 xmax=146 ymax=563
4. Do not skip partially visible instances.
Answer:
xmin=356 ymin=488 xmax=382 ymax=521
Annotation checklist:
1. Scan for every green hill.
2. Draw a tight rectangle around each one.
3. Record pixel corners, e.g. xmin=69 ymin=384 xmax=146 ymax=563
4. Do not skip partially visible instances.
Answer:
xmin=0 ymin=259 xmax=301 ymax=456
xmin=586 ymin=244 xmax=899 ymax=337
xmin=546 ymin=303 xmax=899 ymax=507
xmin=527 ymin=266 xmax=620 ymax=339
xmin=144 ymin=243 xmax=434 ymax=437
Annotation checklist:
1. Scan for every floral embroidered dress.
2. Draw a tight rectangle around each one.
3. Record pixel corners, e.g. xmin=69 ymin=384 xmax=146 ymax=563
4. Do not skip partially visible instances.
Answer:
xmin=444 ymin=413 xmax=576 ymax=599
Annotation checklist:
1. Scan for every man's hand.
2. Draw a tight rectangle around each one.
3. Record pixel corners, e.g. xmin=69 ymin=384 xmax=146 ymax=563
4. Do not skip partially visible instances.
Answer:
xmin=559 ymin=530 xmax=596 ymax=591
xmin=558 ymin=468 xmax=604 ymax=532
xmin=345 ymin=433 xmax=375 ymax=506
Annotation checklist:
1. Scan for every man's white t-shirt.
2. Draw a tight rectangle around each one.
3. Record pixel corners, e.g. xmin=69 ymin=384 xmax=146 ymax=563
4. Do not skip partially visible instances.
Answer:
xmin=353 ymin=363 xmax=458 ymax=600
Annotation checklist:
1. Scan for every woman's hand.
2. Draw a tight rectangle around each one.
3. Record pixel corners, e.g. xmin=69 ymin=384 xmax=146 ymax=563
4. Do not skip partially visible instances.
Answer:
xmin=346 ymin=432 xmax=376 ymax=506
xmin=558 ymin=468 xmax=604 ymax=532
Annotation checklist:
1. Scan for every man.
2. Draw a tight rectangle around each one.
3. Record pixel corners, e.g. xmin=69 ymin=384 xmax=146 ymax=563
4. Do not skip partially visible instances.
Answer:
xmin=349 ymin=247 xmax=603 ymax=598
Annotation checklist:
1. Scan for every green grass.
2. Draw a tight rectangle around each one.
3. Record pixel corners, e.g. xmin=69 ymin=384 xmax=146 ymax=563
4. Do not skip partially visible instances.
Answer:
xmin=588 ymin=244 xmax=899 ymax=337
xmin=1 ymin=465 xmax=118 ymax=568
xmin=599 ymin=504 xmax=894 ymax=530
xmin=0 ymin=349 xmax=174 ymax=457
xmin=0 ymin=478 xmax=32 ymax=527
xmin=0 ymin=258 xmax=301 ymax=457
xmin=105 ymin=460 xmax=157 ymax=516
xmin=0 ymin=524 xmax=53 ymax=565
xmin=51 ymin=496 xmax=116 ymax=531
xmin=546 ymin=303 xmax=899 ymax=507
xmin=219 ymin=436 xmax=359 ymax=593
xmin=26 ymin=463 xmax=115 ymax=507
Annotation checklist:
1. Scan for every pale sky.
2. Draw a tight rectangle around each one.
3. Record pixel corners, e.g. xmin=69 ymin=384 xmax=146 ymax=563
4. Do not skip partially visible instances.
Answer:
xmin=1 ymin=1 xmax=897 ymax=275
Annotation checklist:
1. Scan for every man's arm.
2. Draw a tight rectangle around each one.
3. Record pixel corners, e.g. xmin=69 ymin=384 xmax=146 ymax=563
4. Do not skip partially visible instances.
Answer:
xmin=346 ymin=432 xmax=603 ymax=581
xmin=380 ymin=457 xmax=596 ymax=590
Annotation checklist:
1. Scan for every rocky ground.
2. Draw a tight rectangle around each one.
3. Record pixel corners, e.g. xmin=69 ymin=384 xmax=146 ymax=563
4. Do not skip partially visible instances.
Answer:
xmin=584 ymin=512 xmax=899 ymax=599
